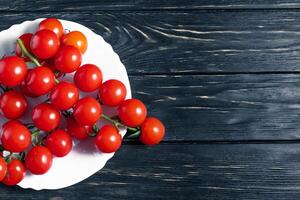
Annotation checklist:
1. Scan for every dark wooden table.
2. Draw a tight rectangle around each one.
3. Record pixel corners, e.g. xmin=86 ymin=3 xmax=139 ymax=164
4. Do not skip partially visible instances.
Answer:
xmin=3 ymin=0 xmax=300 ymax=199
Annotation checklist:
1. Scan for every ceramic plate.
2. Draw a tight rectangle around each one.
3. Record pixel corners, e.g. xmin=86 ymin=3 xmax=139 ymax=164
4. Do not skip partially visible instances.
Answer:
xmin=0 ymin=18 xmax=131 ymax=190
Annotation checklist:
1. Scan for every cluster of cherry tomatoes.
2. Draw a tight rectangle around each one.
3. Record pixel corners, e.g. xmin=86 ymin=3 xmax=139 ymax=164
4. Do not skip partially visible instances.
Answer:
xmin=0 ymin=18 xmax=165 ymax=186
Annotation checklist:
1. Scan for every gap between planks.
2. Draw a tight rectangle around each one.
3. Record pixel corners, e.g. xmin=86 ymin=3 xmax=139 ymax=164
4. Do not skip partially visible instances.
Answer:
xmin=122 ymin=139 xmax=300 ymax=145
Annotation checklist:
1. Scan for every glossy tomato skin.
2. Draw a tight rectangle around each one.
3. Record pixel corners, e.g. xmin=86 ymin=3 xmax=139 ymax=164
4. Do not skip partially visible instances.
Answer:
xmin=38 ymin=18 xmax=64 ymax=39
xmin=98 ymin=79 xmax=126 ymax=107
xmin=74 ymin=64 xmax=102 ymax=92
xmin=140 ymin=117 xmax=165 ymax=145
xmin=61 ymin=31 xmax=87 ymax=54
xmin=118 ymin=99 xmax=147 ymax=127
xmin=25 ymin=66 xmax=55 ymax=96
xmin=66 ymin=117 xmax=91 ymax=140
xmin=0 ymin=56 xmax=27 ymax=87
xmin=0 ymin=157 xmax=7 ymax=181
xmin=2 ymin=159 xmax=26 ymax=186
xmin=32 ymin=103 xmax=61 ymax=131
xmin=73 ymin=97 xmax=102 ymax=126
xmin=50 ymin=81 xmax=79 ymax=110
xmin=94 ymin=125 xmax=122 ymax=153
xmin=54 ymin=45 xmax=82 ymax=73
xmin=30 ymin=30 xmax=60 ymax=59
xmin=45 ymin=129 xmax=73 ymax=157
xmin=25 ymin=146 xmax=53 ymax=175
xmin=15 ymin=33 xmax=33 ymax=60
xmin=1 ymin=120 xmax=31 ymax=152
xmin=20 ymin=80 xmax=39 ymax=98
xmin=0 ymin=90 xmax=27 ymax=119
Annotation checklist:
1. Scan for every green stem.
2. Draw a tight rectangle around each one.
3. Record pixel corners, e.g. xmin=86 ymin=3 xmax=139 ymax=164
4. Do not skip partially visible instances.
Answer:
xmin=101 ymin=114 xmax=139 ymax=132
xmin=4 ymin=152 xmax=13 ymax=162
xmin=31 ymin=129 xmax=40 ymax=138
xmin=127 ymin=130 xmax=141 ymax=139
xmin=16 ymin=39 xmax=41 ymax=67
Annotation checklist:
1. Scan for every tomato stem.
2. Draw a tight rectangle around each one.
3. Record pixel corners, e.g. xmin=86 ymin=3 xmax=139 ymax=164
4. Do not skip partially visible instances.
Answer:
xmin=4 ymin=152 xmax=13 ymax=162
xmin=101 ymin=114 xmax=139 ymax=132
xmin=31 ymin=129 xmax=42 ymax=146
xmin=127 ymin=130 xmax=141 ymax=139
xmin=16 ymin=39 xmax=41 ymax=67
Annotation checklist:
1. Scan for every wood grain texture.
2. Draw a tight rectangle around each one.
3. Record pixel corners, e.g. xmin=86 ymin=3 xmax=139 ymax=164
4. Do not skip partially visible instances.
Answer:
xmin=2 ymin=143 xmax=300 ymax=200
xmin=2 ymin=0 xmax=300 ymax=10
xmin=131 ymin=74 xmax=300 ymax=141
xmin=1 ymin=12 xmax=300 ymax=73
xmin=0 ymin=144 xmax=200 ymax=200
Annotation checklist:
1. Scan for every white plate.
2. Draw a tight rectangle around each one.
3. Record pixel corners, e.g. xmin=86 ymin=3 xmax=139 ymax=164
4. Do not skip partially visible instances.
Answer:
xmin=0 ymin=18 xmax=131 ymax=190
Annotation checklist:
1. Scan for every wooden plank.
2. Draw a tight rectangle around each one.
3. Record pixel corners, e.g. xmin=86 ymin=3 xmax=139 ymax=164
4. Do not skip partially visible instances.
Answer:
xmin=3 ymin=1 xmax=300 ymax=10
xmin=2 ymin=143 xmax=300 ymax=200
xmin=130 ymin=74 xmax=300 ymax=141
xmin=1 ymin=12 xmax=300 ymax=73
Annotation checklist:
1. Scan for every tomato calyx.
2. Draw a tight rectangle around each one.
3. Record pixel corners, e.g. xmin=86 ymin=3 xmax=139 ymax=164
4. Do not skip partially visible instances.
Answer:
xmin=101 ymin=114 xmax=141 ymax=138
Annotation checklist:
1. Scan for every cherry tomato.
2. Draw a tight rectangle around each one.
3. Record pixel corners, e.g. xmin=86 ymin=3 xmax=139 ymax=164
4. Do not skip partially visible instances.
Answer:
xmin=74 ymin=64 xmax=102 ymax=92
xmin=45 ymin=129 xmax=73 ymax=157
xmin=32 ymin=103 xmax=61 ymax=131
xmin=1 ymin=120 xmax=31 ymax=152
xmin=25 ymin=146 xmax=53 ymax=175
xmin=98 ymin=79 xmax=126 ymax=107
xmin=30 ymin=30 xmax=60 ymax=59
xmin=54 ymin=45 xmax=82 ymax=73
xmin=38 ymin=18 xmax=64 ymax=39
xmin=0 ymin=156 xmax=7 ymax=181
xmin=50 ymin=81 xmax=79 ymax=110
xmin=0 ymin=90 xmax=27 ymax=119
xmin=94 ymin=125 xmax=122 ymax=153
xmin=15 ymin=33 xmax=33 ymax=60
xmin=41 ymin=59 xmax=57 ymax=73
xmin=118 ymin=99 xmax=147 ymax=127
xmin=20 ymin=80 xmax=39 ymax=98
xmin=73 ymin=97 xmax=102 ymax=126
xmin=140 ymin=117 xmax=165 ymax=145
xmin=61 ymin=31 xmax=87 ymax=54
xmin=25 ymin=66 xmax=55 ymax=96
xmin=66 ymin=117 xmax=91 ymax=140
xmin=2 ymin=159 xmax=26 ymax=186
xmin=0 ymin=56 xmax=27 ymax=87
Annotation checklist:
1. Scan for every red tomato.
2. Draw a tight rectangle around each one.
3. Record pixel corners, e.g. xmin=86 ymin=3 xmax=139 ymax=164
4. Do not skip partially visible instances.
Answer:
xmin=98 ymin=79 xmax=126 ymax=107
xmin=1 ymin=120 xmax=31 ymax=152
xmin=61 ymin=31 xmax=87 ymax=54
xmin=45 ymin=129 xmax=73 ymax=157
xmin=54 ymin=45 xmax=82 ymax=73
xmin=30 ymin=30 xmax=60 ymax=59
xmin=0 ymin=56 xmax=27 ymax=87
xmin=40 ymin=59 xmax=57 ymax=73
xmin=38 ymin=18 xmax=64 ymax=39
xmin=20 ymin=80 xmax=39 ymax=98
xmin=0 ymin=90 xmax=27 ymax=119
xmin=118 ymin=99 xmax=147 ymax=127
xmin=74 ymin=64 xmax=102 ymax=92
xmin=32 ymin=103 xmax=61 ymax=131
xmin=73 ymin=97 xmax=102 ymax=126
xmin=25 ymin=146 xmax=53 ymax=175
xmin=15 ymin=33 xmax=33 ymax=60
xmin=0 ymin=156 xmax=7 ymax=181
xmin=140 ymin=117 xmax=165 ymax=145
xmin=2 ymin=159 xmax=26 ymax=186
xmin=94 ymin=125 xmax=122 ymax=153
xmin=25 ymin=66 xmax=55 ymax=96
xmin=50 ymin=81 xmax=79 ymax=110
xmin=66 ymin=117 xmax=91 ymax=140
